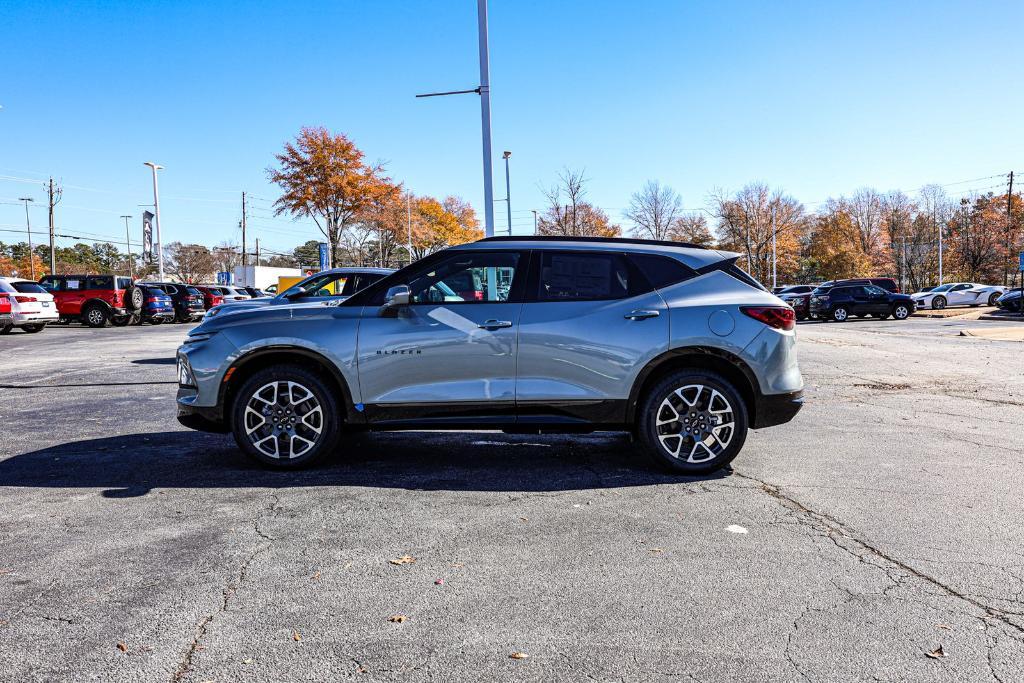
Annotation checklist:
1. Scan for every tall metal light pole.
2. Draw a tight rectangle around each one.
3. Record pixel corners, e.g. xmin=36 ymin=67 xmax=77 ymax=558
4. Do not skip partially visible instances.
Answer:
xmin=415 ymin=0 xmax=495 ymax=237
xmin=407 ymin=193 xmax=413 ymax=265
xmin=144 ymin=162 xmax=165 ymax=281
xmin=770 ymin=210 xmax=777 ymax=290
xmin=121 ymin=215 xmax=134 ymax=278
xmin=502 ymin=151 xmax=512 ymax=235
xmin=532 ymin=209 xmax=538 ymax=235
xmin=19 ymin=197 xmax=35 ymax=278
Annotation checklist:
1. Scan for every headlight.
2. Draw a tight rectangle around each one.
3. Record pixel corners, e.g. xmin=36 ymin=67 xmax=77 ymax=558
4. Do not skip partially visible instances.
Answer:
xmin=177 ymin=357 xmax=196 ymax=387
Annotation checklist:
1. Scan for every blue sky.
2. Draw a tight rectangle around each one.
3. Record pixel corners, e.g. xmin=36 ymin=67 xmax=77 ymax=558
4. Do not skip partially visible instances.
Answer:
xmin=1 ymin=0 xmax=1021 ymax=255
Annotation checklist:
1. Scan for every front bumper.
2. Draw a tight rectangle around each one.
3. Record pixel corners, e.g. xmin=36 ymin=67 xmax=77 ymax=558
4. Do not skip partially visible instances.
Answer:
xmin=753 ymin=390 xmax=804 ymax=428
xmin=176 ymin=395 xmax=229 ymax=433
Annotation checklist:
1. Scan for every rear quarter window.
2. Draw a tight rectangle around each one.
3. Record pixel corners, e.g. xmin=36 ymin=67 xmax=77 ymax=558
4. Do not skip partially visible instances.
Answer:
xmin=628 ymin=254 xmax=697 ymax=289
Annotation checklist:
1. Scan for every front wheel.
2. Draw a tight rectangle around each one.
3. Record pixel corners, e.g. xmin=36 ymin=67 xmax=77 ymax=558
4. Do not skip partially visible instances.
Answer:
xmin=638 ymin=370 xmax=749 ymax=475
xmin=0 ymin=324 xmax=12 ymax=335
xmin=892 ymin=303 xmax=911 ymax=320
xmin=932 ymin=296 xmax=946 ymax=310
xmin=832 ymin=306 xmax=849 ymax=322
xmin=230 ymin=364 xmax=342 ymax=468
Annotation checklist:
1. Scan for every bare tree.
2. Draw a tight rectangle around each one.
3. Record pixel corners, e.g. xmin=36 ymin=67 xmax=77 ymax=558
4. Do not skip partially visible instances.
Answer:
xmin=625 ymin=181 xmax=683 ymax=241
xmin=919 ymin=184 xmax=952 ymax=283
xmin=537 ymin=169 xmax=620 ymax=237
xmin=165 ymin=242 xmax=215 ymax=283
xmin=711 ymin=183 xmax=806 ymax=283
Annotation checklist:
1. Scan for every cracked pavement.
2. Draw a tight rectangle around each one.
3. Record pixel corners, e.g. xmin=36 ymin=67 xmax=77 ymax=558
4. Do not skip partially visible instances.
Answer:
xmin=1 ymin=317 xmax=1023 ymax=681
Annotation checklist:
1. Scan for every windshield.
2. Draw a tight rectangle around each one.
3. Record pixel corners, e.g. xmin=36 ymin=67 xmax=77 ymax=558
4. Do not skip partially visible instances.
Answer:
xmin=186 ymin=287 xmax=202 ymax=296
xmin=931 ymin=284 xmax=953 ymax=293
xmin=279 ymin=273 xmax=346 ymax=299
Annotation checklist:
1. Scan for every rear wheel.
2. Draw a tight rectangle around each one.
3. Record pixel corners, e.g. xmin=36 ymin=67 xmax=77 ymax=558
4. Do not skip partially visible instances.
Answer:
xmin=150 ymin=317 xmax=164 ymax=325
xmin=83 ymin=304 xmax=109 ymax=328
xmin=21 ymin=324 xmax=45 ymax=333
xmin=832 ymin=306 xmax=849 ymax=322
xmin=0 ymin=324 xmax=12 ymax=335
xmin=892 ymin=303 xmax=911 ymax=320
xmin=110 ymin=315 xmax=132 ymax=327
xmin=638 ymin=370 xmax=749 ymax=475
xmin=932 ymin=296 xmax=946 ymax=310
xmin=230 ymin=364 xmax=341 ymax=468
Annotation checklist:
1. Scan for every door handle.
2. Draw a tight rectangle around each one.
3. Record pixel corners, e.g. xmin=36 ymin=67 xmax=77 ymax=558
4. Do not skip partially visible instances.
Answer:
xmin=624 ymin=309 xmax=660 ymax=320
xmin=478 ymin=319 xmax=513 ymax=329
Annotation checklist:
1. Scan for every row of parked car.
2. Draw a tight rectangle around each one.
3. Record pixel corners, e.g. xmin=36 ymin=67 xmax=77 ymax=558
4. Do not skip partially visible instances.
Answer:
xmin=772 ymin=278 xmax=1015 ymax=322
xmin=0 ymin=274 xmax=271 ymax=334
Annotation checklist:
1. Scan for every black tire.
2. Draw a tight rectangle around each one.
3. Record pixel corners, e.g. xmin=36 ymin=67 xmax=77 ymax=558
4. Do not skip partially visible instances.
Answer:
xmin=638 ymin=370 xmax=749 ymax=475
xmin=0 ymin=324 xmax=12 ymax=335
xmin=124 ymin=285 xmax=143 ymax=311
xmin=150 ymin=317 xmax=164 ymax=325
xmin=832 ymin=306 xmax=849 ymax=322
xmin=82 ymin=304 xmax=109 ymax=328
xmin=892 ymin=303 xmax=911 ymax=320
xmin=110 ymin=314 xmax=132 ymax=327
xmin=230 ymin=364 xmax=342 ymax=469
xmin=988 ymin=292 xmax=1000 ymax=307
xmin=21 ymin=324 xmax=45 ymax=333
xmin=932 ymin=296 xmax=946 ymax=310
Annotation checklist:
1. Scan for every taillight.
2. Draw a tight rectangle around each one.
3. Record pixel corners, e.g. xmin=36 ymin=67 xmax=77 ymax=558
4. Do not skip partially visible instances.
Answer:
xmin=14 ymin=295 xmax=37 ymax=303
xmin=212 ymin=296 xmax=224 ymax=306
xmin=741 ymin=306 xmax=795 ymax=331
xmin=146 ymin=297 xmax=158 ymax=303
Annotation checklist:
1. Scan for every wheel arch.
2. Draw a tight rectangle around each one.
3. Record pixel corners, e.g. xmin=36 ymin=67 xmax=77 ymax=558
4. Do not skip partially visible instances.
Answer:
xmin=82 ymin=297 xmax=113 ymax=313
xmin=627 ymin=346 xmax=760 ymax=428
xmin=218 ymin=346 xmax=360 ymax=425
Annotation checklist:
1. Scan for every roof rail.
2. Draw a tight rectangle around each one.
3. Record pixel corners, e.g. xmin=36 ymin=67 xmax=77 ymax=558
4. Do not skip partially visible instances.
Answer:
xmin=477 ymin=235 xmax=709 ymax=250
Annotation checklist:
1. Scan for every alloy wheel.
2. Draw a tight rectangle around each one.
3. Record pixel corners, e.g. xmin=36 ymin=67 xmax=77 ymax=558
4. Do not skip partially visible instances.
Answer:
xmin=243 ymin=380 xmax=324 ymax=459
xmin=833 ymin=307 xmax=848 ymax=321
xmin=894 ymin=305 xmax=909 ymax=319
xmin=654 ymin=384 xmax=735 ymax=463
xmin=87 ymin=308 xmax=105 ymax=326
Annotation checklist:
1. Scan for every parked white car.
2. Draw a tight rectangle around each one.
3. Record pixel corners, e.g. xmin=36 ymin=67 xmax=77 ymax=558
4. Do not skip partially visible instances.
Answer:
xmin=911 ymin=282 xmax=1008 ymax=310
xmin=0 ymin=277 xmax=60 ymax=333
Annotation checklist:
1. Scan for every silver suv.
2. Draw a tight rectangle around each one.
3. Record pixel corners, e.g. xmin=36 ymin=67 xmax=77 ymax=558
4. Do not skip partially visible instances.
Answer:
xmin=176 ymin=237 xmax=803 ymax=474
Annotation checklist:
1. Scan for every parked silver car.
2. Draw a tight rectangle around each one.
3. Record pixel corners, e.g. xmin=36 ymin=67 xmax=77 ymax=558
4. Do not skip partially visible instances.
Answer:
xmin=176 ymin=237 xmax=803 ymax=474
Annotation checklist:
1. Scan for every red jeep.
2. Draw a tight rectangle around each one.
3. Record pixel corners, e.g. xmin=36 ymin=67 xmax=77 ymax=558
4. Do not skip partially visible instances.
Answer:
xmin=38 ymin=274 xmax=143 ymax=328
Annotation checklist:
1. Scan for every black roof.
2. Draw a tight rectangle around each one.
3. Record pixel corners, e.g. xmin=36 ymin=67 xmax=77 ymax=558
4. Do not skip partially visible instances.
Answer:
xmin=478 ymin=235 xmax=710 ymax=250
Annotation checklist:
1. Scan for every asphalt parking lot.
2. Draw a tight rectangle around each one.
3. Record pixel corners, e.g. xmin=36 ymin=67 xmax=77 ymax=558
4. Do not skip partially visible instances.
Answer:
xmin=2 ymin=317 xmax=1024 ymax=682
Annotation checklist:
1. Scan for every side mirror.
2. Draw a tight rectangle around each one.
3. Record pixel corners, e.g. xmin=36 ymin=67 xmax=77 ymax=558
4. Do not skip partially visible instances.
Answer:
xmin=384 ymin=285 xmax=411 ymax=308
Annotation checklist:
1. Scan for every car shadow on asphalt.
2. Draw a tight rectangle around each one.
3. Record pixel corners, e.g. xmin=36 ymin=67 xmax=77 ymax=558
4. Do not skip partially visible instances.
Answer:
xmin=0 ymin=430 xmax=730 ymax=497
xmin=131 ymin=358 xmax=176 ymax=365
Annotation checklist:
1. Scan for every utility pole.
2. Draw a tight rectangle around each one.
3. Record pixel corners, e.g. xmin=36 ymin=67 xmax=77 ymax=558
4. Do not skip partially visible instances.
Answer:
xmin=19 ymin=197 xmax=34 ymax=278
xmin=1006 ymin=171 xmax=1014 ymax=287
xmin=936 ymin=204 xmax=943 ymax=286
xmin=255 ymin=238 xmax=260 ymax=266
xmin=502 ymin=151 xmax=512 ymax=235
xmin=407 ymin=193 xmax=413 ymax=265
xmin=144 ymin=162 xmax=165 ymax=281
xmin=532 ymin=209 xmax=538 ymax=235
xmin=47 ymin=177 xmax=58 ymax=274
xmin=241 ymin=191 xmax=248 ymax=267
xmin=121 ymin=215 xmax=134 ymax=278
xmin=770 ymin=210 xmax=777 ymax=290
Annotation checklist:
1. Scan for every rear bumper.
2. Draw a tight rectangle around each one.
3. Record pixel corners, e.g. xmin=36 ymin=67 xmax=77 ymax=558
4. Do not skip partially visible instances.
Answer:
xmin=13 ymin=309 xmax=60 ymax=324
xmin=753 ymin=390 xmax=804 ymax=429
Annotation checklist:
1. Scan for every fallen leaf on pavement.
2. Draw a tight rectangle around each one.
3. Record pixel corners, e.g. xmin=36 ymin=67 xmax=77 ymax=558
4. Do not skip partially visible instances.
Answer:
xmin=509 ymin=652 xmax=529 ymax=660
xmin=116 ymin=642 xmax=127 ymax=652
xmin=389 ymin=555 xmax=416 ymax=566
xmin=388 ymin=615 xmax=408 ymax=623
xmin=452 ymin=562 xmax=464 ymax=568
xmin=520 ymin=517 xmax=529 ymax=522
xmin=936 ymin=624 xmax=951 ymax=630
xmin=293 ymin=632 xmax=302 ymax=642
xmin=725 ymin=525 xmax=749 ymax=534
xmin=311 ymin=570 xmax=321 ymax=581
xmin=648 ymin=548 xmax=663 ymax=553
xmin=926 ymin=645 xmax=945 ymax=659
xmin=434 ymin=579 xmax=444 ymax=585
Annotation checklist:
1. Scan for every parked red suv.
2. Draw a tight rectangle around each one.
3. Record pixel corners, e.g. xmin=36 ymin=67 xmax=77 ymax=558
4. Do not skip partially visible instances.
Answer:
xmin=193 ymin=285 xmax=226 ymax=310
xmin=38 ymin=274 xmax=143 ymax=327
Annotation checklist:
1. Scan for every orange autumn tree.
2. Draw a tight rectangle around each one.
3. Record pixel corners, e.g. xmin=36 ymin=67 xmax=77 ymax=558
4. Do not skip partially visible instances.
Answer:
xmin=409 ymin=196 xmax=482 ymax=260
xmin=268 ymin=126 xmax=393 ymax=268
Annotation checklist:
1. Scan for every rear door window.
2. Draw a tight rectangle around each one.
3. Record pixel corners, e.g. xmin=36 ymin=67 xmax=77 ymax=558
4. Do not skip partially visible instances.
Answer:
xmin=537 ymin=251 xmax=632 ymax=301
xmin=65 ymin=279 xmax=84 ymax=291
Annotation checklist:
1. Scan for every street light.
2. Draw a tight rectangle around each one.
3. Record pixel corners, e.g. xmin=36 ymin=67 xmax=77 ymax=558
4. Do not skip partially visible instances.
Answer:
xmin=18 ymin=197 xmax=35 ymax=278
xmin=143 ymin=162 xmax=164 ymax=281
xmin=531 ymin=209 xmax=538 ymax=235
xmin=502 ymin=151 xmax=512 ymax=235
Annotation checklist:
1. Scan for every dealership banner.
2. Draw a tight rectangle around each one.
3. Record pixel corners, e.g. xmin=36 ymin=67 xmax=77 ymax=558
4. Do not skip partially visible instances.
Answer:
xmin=318 ymin=242 xmax=329 ymax=272
xmin=142 ymin=211 xmax=154 ymax=264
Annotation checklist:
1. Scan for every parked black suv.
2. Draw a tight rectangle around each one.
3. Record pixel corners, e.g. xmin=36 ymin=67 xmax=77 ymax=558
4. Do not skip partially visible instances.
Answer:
xmin=809 ymin=284 xmax=914 ymax=321
xmin=816 ymin=277 xmax=899 ymax=294
xmin=139 ymin=281 xmax=206 ymax=322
